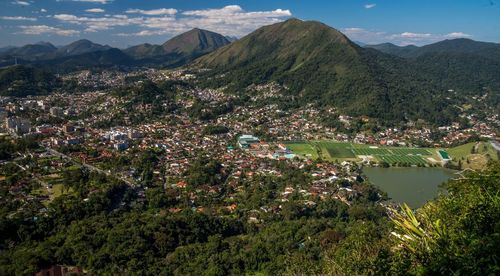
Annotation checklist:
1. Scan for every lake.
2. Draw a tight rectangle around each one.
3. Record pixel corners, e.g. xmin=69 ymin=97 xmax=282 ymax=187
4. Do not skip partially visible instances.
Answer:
xmin=363 ymin=167 xmax=457 ymax=208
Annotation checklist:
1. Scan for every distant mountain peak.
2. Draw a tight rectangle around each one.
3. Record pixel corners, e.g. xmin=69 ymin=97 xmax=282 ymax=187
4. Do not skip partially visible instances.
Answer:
xmin=196 ymin=19 xmax=356 ymax=69
xmin=284 ymin=17 xmax=303 ymax=23
xmin=161 ymin=28 xmax=230 ymax=54
xmin=35 ymin=41 xmax=56 ymax=48
xmin=122 ymin=28 xmax=230 ymax=66
xmin=55 ymin=39 xmax=110 ymax=57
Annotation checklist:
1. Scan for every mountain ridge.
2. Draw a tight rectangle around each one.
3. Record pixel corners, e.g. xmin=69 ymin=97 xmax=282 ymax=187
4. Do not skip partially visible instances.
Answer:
xmin=195 ymin=18 xmax=498 ymax=124
xmin=366 ymin=38 xmax=500 ymax=60
xmin=123 ymin=28 xmax=231 ymax=65
xmin=0 ymin=28 xmax=230 ymax=69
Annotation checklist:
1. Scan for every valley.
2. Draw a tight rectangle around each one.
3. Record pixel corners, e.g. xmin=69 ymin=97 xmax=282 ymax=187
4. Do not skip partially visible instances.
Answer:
xmin=0 ymin=14 xmax=498 ymax=276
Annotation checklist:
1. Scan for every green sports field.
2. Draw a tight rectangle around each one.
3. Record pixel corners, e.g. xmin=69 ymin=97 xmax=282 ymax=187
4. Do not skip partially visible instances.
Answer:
xmin=284 ymin=140 xmax=439 ymax=165
xmin=283 ymin=140 xmax=497 ymax=169
xmin=284 ymin=142 xmax=319 ymax=159
xmin=313 ymin=141 xmax=355 ymax=159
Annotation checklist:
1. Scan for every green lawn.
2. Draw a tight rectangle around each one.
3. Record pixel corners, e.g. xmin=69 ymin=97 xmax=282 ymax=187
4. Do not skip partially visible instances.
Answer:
xmin=447 ymin=142 xmax=476 ymax=160
xmin=446 ymin=142 xmax=498 ymax=170
xmin=447 ymin=142 xmax=497 ymax=159
xmin=315 ymin=141 xmax=355 ymax=159
xmin=285 ymin=140 xmax=435 ymax=165
xmin=283 ymin=140 xmax=498 ymax=168
xmin=284 ymin=142 xmax=319 ymax=159
xmin=375 ymin=154 xmax=428 ymax=165
xmin=51 ymin=183 xmax=73 ymax=199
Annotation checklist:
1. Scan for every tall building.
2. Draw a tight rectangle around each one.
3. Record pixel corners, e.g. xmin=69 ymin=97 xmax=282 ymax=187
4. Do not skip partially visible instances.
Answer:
xmin=5 ymin=117 xmax=31 ymax=135
xmin=50 ymin=107 xmax=64 ymax=117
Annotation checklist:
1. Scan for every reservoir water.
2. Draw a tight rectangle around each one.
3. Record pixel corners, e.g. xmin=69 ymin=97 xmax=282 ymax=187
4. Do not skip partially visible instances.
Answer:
xmin=363 ymin=167 xmax=457 ymax=208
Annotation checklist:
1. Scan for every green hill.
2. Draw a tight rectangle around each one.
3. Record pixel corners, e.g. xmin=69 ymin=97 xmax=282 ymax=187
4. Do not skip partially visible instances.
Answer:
xmin=53 ymin=39 xmax=111 ymax=57
xmin=124 ymin=28 xmax=231 ymax=66
xmin=195 ymin=19 xmax=458 ymax=124
xmin=0 ymin=65 xmax=60 ymax=97
xmin=365 ymin=42 xmax=419 ymax=58
xmin=366 ymin=38 xmax=500 ymax=60
xmin=366 ymin=39 xmax=500 ymax=92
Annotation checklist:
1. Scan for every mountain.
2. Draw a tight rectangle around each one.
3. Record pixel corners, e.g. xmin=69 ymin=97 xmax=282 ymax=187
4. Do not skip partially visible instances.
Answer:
xmin=225 ymin=36 xmax=238 ymax=42
xmin=0 ymin=65 xmax=60 ymax=97
xmin=35 ymin=48 xmax=135 ymax=72
xmin=123 ymin=43 xmax=164 ymax=59
xmin=414 ymin=39 xmax=500 ymax=63
xmin=0 ymin=40 xmax=112 ymax=61
xmin=353 ymin=41 xmax=367 ymax=47
xmin=0 ymin=29 xmax=229 ymax=71
xmin=196 ymin=18 xmax=461 ymax=123
xmin=365 ymin=43 xmax=418 ymax=58
xmin=366 ymin=39 xmax=500 ymax=91
xmin=162 ymin=28 xmax=230 ymax=54
xmin=53 ymin=39 xmax=111 ymax=57
xmin=194 ymin=18 xmax=500 ymax=124
xmin=3 ymin=42 xmax=57 ymax=60
xmin=124 ymin=28 xmax=230 ymax=66
xmin=366 ymin=39 xmax=500 ymax=60
xmin=0 ymin=46 xmax=16 ymax=54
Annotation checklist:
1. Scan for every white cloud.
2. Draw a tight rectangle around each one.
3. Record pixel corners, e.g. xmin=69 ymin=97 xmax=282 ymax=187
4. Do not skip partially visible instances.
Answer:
xmin=365 ymin=3 xmax=377 ymax=9
xmin=182 ymin=5 xmax=291 ymax=19
xmin=176 ymin=5 xmax=292 ymax=37
xmin=53 ymin=5 xmax=292 ymax=37
xmin=1 ymin=16 xmax=37 ymax=21
xmin=342 ymin=27 xmax=387 ymax=43
xmin=397 ymin=32 xmax=432 ymax=38
xmin=12 ymin=1 xmax=30 ymax=6
xmin=19 ymin=25 xmax=80 ymax=36
xmin=86 ymin=8 xmax=105 ymax=13
xmin=72 ymin=0 xmax=112 ymax=4
xmin=40 ymin=9 xmax=47 ymax=13
xmin=445 ymin=32 xmax=472 ymax=38
xmin=125 ymin=8 xmax=177 ymax=16
xmin=342 ymin=27 xmax=473 ymax=46
xmin=54 ymin=13 xmax=144 ymax=32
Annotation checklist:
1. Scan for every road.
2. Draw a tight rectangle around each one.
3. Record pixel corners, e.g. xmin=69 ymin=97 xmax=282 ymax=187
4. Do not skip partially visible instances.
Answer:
xmin=45 ymin=147 xmax=136 ymax=187
xmin=8 ymin=160 xmax=54 ymax=197
xmin=491 ymin=140 xmax=500 ymax=152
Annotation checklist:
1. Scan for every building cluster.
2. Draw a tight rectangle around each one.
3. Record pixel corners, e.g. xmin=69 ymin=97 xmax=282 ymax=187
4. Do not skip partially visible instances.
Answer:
xmin=0 ymin=69 xmax=498 ymax=220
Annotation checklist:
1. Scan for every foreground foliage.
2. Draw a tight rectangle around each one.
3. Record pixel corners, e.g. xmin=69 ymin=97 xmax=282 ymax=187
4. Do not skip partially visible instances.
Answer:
xmin=323 ymin=161 xmax=500 ymax=275
xmin=0 ymin=151 xmax=498 ymax=274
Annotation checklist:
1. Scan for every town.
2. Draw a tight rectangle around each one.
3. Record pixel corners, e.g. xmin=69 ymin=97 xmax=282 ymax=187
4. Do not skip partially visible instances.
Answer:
xmin=0 ymin=68 xmax=498 ymax=220
xmin=1 ymin=0 xmax=499 ymax=272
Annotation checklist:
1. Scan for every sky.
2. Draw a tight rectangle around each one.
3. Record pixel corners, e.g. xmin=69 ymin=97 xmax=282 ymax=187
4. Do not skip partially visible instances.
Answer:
xmin=1 ymin=0 xmax=499 ymax=48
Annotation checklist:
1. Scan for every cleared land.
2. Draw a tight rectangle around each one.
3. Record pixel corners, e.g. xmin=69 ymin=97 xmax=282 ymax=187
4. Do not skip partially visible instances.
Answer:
xmin=314 ymin=141 xmax=355 ymax=159
xmin=285 ymin=140 xmax=498 ymax=168
xmin=447 ymin=141 xmax=498 ymax=170
xmin=285 ymin=141 xmax=442 ymax=165
xmin=284 ymin=142 xmax=319 ymax=159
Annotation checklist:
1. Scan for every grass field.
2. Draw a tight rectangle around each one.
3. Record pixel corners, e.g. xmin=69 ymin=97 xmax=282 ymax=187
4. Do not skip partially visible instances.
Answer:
xmin=284 ymin=140 xmax=498 ymax=169
xmin=447 ymin=142 xmax=498 ymax=170
xmin=314 ymin=141 xmax=355 ymax=159
xmin=51 ymin=184 xmax=66 ymax=198
xmin=285 ymin=140 xmax=436 ymax=165
xmin=446 ymin=142 xmax=497 ymax=159
xmin=375 ymin=154 xmax=428 ymax=165
xmin=284 ymin=142 xmax=319 ymax=159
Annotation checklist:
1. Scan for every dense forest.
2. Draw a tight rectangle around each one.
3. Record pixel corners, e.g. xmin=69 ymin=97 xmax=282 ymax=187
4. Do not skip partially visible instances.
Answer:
xmin=0 ymin=65 xmax=60 ymax=97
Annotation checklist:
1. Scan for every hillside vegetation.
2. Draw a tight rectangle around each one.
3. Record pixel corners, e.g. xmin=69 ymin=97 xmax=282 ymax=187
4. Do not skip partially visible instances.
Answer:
xmin=0 ymin=65 xmax=60 ymax=97
xmin=195 ymin=19 xmax=483 ymax=125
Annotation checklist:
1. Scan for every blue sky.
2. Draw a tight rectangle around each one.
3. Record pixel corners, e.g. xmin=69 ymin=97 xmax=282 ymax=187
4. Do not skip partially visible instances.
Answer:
xmin=1 ymin=0 xmax=499 ymax=47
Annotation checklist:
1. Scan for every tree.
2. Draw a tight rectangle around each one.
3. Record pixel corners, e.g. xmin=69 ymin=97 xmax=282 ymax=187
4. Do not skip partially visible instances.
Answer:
xmin=389 ymin=161 xmax=500 ymax=275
